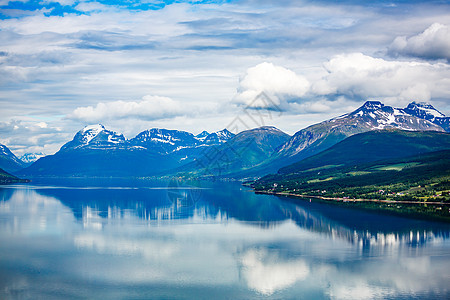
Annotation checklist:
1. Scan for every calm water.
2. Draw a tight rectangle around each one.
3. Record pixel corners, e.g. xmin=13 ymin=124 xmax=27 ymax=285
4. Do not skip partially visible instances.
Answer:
xmin=0 ymin=179 xmax=449 ymax=299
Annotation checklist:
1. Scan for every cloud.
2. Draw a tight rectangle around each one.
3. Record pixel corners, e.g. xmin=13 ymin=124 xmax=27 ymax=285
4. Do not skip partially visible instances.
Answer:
xmin=0 ymin=119 xmax=69 ymax=156
xmin=1 ymin=0 xmax=450 ymax=153
xmin=69 ymin=95 xmax=188 ymax=122
xmin=233 ymin=54 xmax=450 ymax=115
xmin=234 ymin=62 xmax=310 ymax=109
xmin=388 ymin=23 xmax=450 ymax=60
xmin=312 ymin=52 xmax=450 ymax=106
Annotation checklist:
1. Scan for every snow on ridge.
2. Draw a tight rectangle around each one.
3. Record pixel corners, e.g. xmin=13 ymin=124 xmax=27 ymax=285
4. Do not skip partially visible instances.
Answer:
xmin=107 ymin=135 xmax=121 ymax=144
xmin=80 ymin=124 xmax=105 ymax=143
xmin=406 ymin=102 xmax=446 ymax=120
xmin=418 ymin=106 xmax=445 ymax=118
xmin=20 ymin=152 xmax=46 ymax=163
xmin=81 ymin=124 xmax=105 ymax=134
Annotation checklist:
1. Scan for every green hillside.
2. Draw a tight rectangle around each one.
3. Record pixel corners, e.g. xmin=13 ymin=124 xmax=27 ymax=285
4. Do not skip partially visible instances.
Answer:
xmin=251 ymin=130 xmax=450 ymax=220
xmin=279 ymin=130 xmax=450 ymax=174
xmin=253 ymin=150 xmax=450 ymax=221
xmin=176 ymin=126 xmax=290 ymax=178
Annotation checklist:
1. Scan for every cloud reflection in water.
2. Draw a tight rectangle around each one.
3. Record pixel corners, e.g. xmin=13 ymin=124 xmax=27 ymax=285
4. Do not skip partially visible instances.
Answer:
xmin=0 ymin=184 xmax=449 ymax=299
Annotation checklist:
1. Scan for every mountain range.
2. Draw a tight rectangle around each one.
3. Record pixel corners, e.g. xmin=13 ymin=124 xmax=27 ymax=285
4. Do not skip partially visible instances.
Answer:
xmin=240 ymin=101 xmax=447 ymax=177
xmin=17 ymin=125 xmax=235 ymax=177
xmin=0 ymin=100 xmax=448 ymax=179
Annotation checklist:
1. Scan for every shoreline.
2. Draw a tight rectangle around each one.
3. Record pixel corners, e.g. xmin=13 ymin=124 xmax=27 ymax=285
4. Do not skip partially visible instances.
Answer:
xmin=254 ymin=190 xmax=450 ymax=206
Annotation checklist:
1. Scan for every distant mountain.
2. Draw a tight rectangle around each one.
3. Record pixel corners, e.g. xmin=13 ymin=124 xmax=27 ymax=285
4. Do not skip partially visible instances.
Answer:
xmin=20 ymin=152 xmax=46 ymax=167
xmin=19 ymin=125 xmax=174 ymax=177
xmin=60 ymin=124 xmax=127 ymax=151
xmin=176 ymin=126 xmax=290 ymax=178
xmin=244 ymin=101 xmax=447 ymax=177
xmin=129 ymin=128 xmax=201 ymax=155
xmin=0 ymin=143 xmax=25 ymax=173
xmin=195 ymin=131 xmax=210 ymax=142
xmin=18 ymin=125 xmax=236 ymax=177
xmin=15 ymin=100 xmax=450 ymax=179
xmin=203 ymin=129 xmax=235 ymax=145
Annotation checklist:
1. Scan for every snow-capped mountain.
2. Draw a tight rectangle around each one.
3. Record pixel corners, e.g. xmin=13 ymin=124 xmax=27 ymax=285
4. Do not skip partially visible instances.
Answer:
xmin=129 ymin=128 xmax=201 ymax=154
xmin=128 ymin=128 xmax=234 ymax=155
xmin=20 ymin=152 xmax=46 ymax=166
xmin=403 ymin=102 xmax=450 ymax=132
xmin=404 ymin=102 xmax=445 ymax=121
xmin=0 ymin=143 xmax=25 ymax=173
xmin=277 ymin=101 xmax=443 ymax=159
xmin=51 ymin=124 xmax=235 ymax=157
xmin=195 ymin=131 xmax=210 ymax=142
xmin=238 ymin=101 xmax=448 ymax=178
xmin=60 ymin=124 xmax=127 ymax=151
xmin=203 ymin=129 xmax=235 ymax=144
xmin=19 ymin=124 xmax=236 ymax=177
xmin=17 ymin=100 xmax=449 ymax=178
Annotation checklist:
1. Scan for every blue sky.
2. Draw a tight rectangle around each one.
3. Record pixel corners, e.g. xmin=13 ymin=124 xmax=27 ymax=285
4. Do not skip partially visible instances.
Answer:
xmin=0 ymin=0 xmax=233 ymax=18
xmin=1 ymin=0 xmax=450 ymax=155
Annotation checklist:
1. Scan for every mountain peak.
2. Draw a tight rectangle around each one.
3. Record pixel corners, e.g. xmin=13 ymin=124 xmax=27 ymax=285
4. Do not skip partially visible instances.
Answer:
xmin=404 ymin=101 xmax=445 ymax=120
xmin=81 ymin=124 xmax=105 ymax=133
xmin=407 ymin=101 xmax=434 ymax=109
xmin=195 ymin=131 xmax=210 ymax=142
xmin=361 ymin=101 xmax=384 ymax=111
xmin=196 ymin=130 xmax=209 ymax=137
xmin=79 ymin=124 xmax=106 ymax=143
xmin=203 ymin=128 xmax=235 ymax=144
xmin=217 ymin=128 xmax=232 ymax=136
xmin=406 ymin=101 xmax=445 ymax=118
xmin=60 ymin=124 xmax=126 ymax=151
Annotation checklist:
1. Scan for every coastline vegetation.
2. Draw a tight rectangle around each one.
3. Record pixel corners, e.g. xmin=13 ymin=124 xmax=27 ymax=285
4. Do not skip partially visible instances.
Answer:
xmin=251 ymin=150 xmax=450 ymax=221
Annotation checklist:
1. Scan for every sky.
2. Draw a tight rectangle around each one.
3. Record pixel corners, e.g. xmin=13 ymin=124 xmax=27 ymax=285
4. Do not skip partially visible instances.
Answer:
xmin=1 ymin=0 xmax=450 ymax=156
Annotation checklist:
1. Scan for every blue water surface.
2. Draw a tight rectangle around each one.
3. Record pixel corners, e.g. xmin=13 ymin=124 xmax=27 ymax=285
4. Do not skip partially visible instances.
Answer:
xmin=0 ymin=178 xmax=449 ymax=299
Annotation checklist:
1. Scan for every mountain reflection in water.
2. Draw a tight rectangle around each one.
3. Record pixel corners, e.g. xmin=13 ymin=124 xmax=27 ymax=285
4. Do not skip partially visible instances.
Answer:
xmin=0 ymin=180 xmax=449 ymax=299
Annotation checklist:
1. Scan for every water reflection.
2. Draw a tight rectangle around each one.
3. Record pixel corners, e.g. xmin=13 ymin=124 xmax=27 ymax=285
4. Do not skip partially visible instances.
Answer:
xmin=0 ymin=182 xmax=449 ymax=299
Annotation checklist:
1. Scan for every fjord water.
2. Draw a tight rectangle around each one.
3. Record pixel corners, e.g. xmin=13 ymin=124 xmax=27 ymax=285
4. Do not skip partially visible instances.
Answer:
xmin=0 ymin=179 xmax=449 ymax=299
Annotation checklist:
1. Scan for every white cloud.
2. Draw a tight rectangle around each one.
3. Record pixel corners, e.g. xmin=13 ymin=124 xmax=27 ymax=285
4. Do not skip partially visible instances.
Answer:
xmin=234 ymin=62 xmax=310 ymax=109
xmin=0 ymin=119 xmax=70 ymax=156
xmin=389 ymin=23 xmax=450 ymax=60
xmin=1 ymin=0 xmax=450 ymax=153
xmin=234 ymin=54 xmax=450 ymax=115
xmin=69 ymin=95 xmax=187 ymax=122
xmin=312 ymin=52 xmax=450 ymax=106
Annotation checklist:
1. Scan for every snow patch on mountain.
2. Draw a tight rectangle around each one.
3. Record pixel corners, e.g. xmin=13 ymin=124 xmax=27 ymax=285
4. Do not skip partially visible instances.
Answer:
xmin=204 ymin=129 xmax=235 ymax=144
xmin=20 ymin=152 xmax=46 ymax=164
xmin=195 ymin=131 xmax=210 ymax=142
xmin=277 ymin=100 xmax=446 ymax=158
xmin=80 ymin=124 xmax=105 ymax=143
xmin=404 ymin=102 xmax=445 ymax=120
